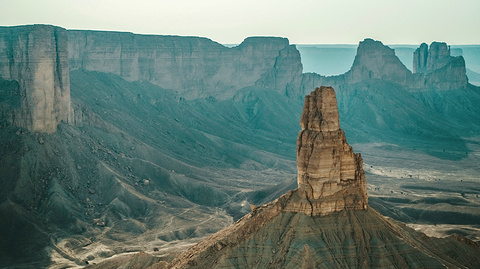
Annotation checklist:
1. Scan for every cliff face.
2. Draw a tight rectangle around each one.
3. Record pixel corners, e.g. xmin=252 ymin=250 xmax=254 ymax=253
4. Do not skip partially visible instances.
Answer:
xmin=0 ymin=25 xmax=71 ymax=134
xmin=68 ymin=31 xmax=302 ymax=99
xmin=413 ymin=43 xmax=429 ymax=73
xmin=414 ymin=42 xmax=451 ymax=73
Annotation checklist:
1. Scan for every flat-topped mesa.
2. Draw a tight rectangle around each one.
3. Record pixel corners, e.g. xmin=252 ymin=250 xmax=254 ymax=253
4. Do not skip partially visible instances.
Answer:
xmin=289 ymin=86 xmax=368 ymax=216
xmin=67 ymin=31 xmax=302 ymax=99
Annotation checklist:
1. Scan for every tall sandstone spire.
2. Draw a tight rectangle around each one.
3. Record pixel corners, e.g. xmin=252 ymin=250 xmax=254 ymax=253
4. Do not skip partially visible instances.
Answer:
xmin=287 ymin=86 xmax=368 ymax=216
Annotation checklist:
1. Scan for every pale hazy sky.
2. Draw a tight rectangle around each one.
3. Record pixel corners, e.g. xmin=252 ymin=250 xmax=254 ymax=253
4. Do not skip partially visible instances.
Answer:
xmin=1 ymin=0 xmax=479 ymax=45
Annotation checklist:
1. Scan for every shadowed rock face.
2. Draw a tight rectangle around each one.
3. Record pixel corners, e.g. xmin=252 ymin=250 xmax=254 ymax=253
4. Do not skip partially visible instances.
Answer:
xmin=0 ymin=25 xmax=71 ymax=134
xmin=413 ymin=43 xmax=429 ymax=73
xmin=291 ymin=86 xmax=367 ymax=216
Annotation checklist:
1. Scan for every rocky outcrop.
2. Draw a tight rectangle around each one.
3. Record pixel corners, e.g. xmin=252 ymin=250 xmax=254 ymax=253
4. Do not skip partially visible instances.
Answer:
xmin=344 ymin=38 xmax=412 ymax=85
xmin=256 ymin=44 xmax=304 ymax=97
xmin=67 ymin=32 xmax=471 ymax=100
xmin=413 ymin=43 xmax=429 ymax=73
xmin=0 ymin=25 xmax=71 ymax=133
xmin=299 ymin=39 xmax=414 ymax=94
xmin=285 ymin=86 xmax=367 ymax=216
xmin=412 ymin=41 xmax=468 ymax=90
xmin=422 ymin=55 xmax=468 ymax=90
xmin=414 ymin=42 xmax=451 ymax=73
xmin=68 ymin=31 xmax=302 ymax=99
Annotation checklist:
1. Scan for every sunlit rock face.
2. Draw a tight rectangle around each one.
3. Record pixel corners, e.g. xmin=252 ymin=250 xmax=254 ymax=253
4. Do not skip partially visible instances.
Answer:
xmin=0 ymin=25 xmax=71 ymax=134
xmin=288 ymin=86 xmax=368 ymax=216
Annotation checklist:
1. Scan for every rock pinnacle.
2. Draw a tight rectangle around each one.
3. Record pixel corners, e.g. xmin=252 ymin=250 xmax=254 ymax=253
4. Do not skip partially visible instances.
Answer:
xmin=288 ymin=86 xmax=368 ymax=215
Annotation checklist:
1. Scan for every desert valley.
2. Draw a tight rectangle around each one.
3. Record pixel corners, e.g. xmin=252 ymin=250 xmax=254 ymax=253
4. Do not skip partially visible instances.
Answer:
xmin=0 ymin=24 xmax=480 ymax=268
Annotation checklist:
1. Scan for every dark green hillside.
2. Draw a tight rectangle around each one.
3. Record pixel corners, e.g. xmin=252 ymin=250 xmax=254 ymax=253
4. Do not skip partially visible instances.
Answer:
xmin=335 ymin=80 xmax=480 ymax=160
xmin=0 ymin=71 xmax=302 ymax=267
xmin=70 ymin=70 xmax=301 ymax=168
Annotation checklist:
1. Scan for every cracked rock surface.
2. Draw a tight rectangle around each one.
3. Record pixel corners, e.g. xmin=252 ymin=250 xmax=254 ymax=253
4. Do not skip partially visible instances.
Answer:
xmin=290 ymin=86 xmax=368 ymax=216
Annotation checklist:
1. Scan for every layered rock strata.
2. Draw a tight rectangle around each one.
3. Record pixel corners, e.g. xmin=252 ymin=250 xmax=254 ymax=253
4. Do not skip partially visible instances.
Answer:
xmin=285 ymin=86 xmax=368 ymax=216
xmin=0 ymin=25 xmax=71 ymax=133
xmin=67 ymin=31 xmax=302 ymax=99
xmin=67 ymin=32 xmax=470 ymax=100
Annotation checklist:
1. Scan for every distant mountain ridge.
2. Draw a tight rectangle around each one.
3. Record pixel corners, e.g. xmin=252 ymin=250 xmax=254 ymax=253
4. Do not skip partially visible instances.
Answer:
xmin=297 ymin=43 xmax=480 ymax=81
xmin=68 ymin=31 xmax=301 ymax=100
xmin=302 ymin=38 xmax=469 ymax=92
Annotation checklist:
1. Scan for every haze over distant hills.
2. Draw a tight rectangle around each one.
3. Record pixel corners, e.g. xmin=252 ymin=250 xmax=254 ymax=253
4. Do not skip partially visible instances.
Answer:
xmin=0 ymin=24 xmax=479 ymax=268
xmin=297 ymin=44 xmax=480 ymax=86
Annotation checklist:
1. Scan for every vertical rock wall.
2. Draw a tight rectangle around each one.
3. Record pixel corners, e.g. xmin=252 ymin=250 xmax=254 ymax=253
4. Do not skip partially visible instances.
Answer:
xmin=413 ymin=42 xmax=452 ymax=73
xmin=413 ymin=43 xmax=429 ymax=73
xmin=67 ymin=31 xmax=302 ymax=99
xmin=412 ymin=41 xmax=468 ymax=89
xmin=0 ymin=25 xmax=71 ymax=134
xmin=301 ymin=39 xmax=469 ymax=97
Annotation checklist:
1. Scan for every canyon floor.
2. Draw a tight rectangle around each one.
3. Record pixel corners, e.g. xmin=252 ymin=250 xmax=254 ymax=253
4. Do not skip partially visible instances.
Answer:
xmin=42 ymin=141 xmax=480 ymax=268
